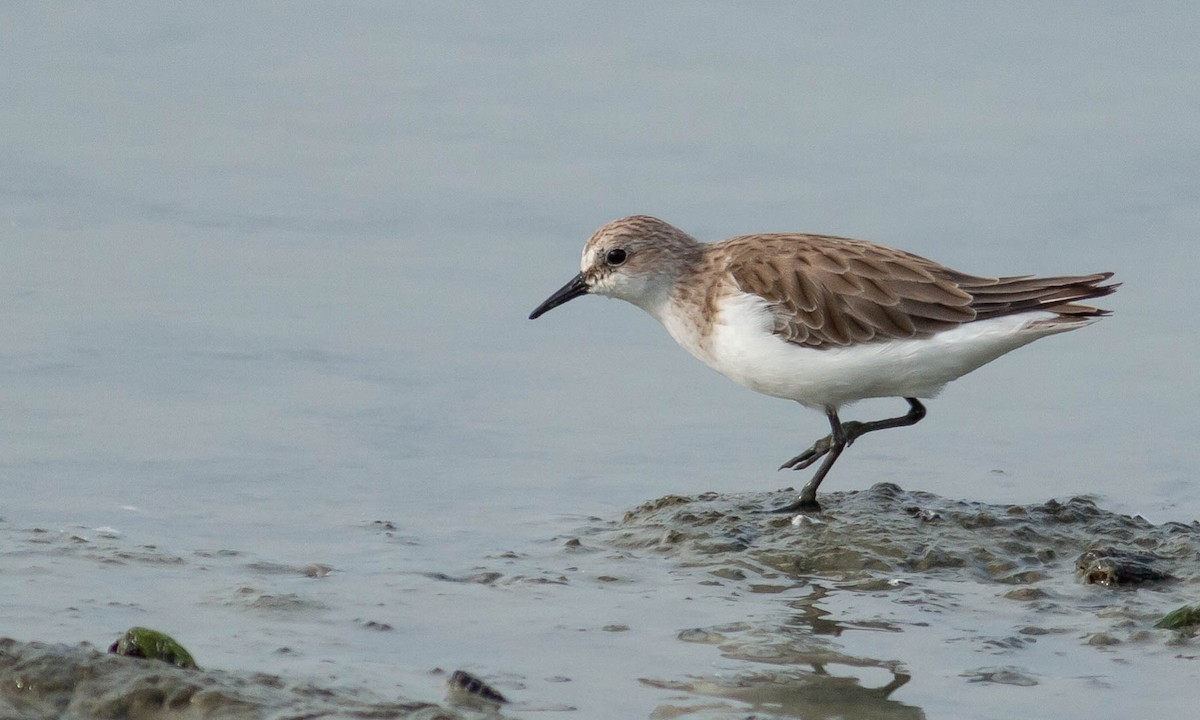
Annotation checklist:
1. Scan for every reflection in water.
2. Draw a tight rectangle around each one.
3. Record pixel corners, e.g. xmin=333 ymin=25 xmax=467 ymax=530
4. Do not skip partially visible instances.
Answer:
xmin=643 ymin=667 xmax=919 ymax=720
xmin=603 ymin=483 xmax=1200 ymax=719
xmin=4 ymin=483 xmax=1197 ymax=718
xmin=648 ymin=605 xmax=920 ymax=719
xmin=782 ymin=585 xmax=904 ymax=638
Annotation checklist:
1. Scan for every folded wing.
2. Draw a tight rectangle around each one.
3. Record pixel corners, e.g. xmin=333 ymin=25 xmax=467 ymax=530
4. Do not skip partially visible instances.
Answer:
xmin=724 ymin=234 xmax=1117 ymax=349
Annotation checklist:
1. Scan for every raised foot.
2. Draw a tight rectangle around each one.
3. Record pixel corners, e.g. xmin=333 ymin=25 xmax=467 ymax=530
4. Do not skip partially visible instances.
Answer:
xmin=778 ymin=421 xmax=864 ymax=471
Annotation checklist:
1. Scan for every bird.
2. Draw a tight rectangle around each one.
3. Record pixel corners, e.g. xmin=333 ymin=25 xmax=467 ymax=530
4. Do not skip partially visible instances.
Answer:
xmin=529 ymin=215 xmax=1117 ymax=511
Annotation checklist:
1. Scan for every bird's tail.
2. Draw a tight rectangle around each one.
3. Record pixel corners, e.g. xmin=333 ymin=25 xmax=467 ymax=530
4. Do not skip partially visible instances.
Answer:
xmin=963 ymin=272 xmax=1119 ymax=322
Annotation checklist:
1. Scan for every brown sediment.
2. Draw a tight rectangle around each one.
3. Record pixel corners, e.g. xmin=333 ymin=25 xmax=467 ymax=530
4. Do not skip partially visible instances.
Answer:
xmin=609 ymin=483 xmax=1199 ymax=587
xmin=0 ymin=638 xmax=458 ymax=720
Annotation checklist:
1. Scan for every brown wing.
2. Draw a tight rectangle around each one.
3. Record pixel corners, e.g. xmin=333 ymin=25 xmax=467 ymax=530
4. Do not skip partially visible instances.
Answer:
xmin=722 ymin=233 xmax=1116 ymax=349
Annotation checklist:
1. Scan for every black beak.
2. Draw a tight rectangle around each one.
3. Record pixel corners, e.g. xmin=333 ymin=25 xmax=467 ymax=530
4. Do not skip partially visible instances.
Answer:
xmin=529 ymin=273 xmax=589 ymax=319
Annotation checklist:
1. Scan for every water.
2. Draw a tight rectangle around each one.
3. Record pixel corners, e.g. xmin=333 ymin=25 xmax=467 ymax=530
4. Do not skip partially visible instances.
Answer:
xmin=2 ymin=3 xmax=1198 ymax=718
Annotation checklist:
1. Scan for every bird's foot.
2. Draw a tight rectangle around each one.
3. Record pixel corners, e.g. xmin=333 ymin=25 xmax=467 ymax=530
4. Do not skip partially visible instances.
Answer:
xmin=778 ymin=421 xmax=863 ymax=470
xmin=762 ymin=495 xmax=821 ymax=514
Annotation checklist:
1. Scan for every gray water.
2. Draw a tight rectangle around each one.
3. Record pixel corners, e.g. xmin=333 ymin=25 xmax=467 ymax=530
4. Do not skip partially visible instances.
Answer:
xmin=2 ymin=3 xmax=1199 ymax=718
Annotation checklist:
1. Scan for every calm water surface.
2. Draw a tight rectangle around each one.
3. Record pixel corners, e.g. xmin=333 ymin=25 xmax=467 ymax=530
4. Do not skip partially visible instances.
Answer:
xmin=2 ymin=3 xmax=1198 ymax=718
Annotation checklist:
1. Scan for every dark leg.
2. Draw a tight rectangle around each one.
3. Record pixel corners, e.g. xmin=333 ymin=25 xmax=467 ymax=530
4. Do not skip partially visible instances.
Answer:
xmin=771 ymin=398 xmax=927 ymax=512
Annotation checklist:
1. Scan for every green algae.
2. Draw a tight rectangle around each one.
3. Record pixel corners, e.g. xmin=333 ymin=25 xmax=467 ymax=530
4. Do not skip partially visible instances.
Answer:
xmin=1155 ymin=604 xmax=1200 ymax=630
xmin=107 ymin=627 xmax=198 ymax=669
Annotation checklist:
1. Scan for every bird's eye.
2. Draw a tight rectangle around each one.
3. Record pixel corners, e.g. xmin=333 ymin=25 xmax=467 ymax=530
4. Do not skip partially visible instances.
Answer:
xmin=605 ymin=248 xmax=627 ymax=266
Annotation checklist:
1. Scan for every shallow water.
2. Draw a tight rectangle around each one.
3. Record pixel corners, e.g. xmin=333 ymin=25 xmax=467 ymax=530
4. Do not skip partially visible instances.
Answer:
xmin=4 ymin=484 xmax=1199 ymax=718
xmin=3 ymin=3 xmax=1199 ymax=719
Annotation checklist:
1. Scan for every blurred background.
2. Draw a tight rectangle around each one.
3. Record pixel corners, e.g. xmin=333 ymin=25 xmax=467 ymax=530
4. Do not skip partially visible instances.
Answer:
xmin=2 ymin=3 xmax=1197 ymax=717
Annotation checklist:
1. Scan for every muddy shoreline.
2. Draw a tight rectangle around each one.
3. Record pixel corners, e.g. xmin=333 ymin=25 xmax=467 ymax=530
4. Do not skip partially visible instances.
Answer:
xmin=6 ymin=484 xmax=1197 ymax=719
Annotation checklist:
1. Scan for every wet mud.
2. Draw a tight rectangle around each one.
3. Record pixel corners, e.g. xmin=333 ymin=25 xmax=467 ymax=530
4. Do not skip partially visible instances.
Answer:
xmin=597 ymin=482 xmax=1200 ymax=717
xmin=0 ymin=638 xmax=464 ymax=720
xmin=5 ymin=483 xmax=1199 ymax=719
xmin=610 ymin=483 xmax=1198 ymax=588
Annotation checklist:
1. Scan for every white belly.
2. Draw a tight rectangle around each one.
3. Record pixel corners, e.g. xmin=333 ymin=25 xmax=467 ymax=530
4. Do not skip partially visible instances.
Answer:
xmin=660 ymin=291 xmax=1086 ymax=410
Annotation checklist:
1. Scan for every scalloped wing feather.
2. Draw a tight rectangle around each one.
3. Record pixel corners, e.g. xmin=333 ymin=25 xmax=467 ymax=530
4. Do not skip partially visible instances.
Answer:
xmin=722 ymin=234 xmax=1116 ymax=350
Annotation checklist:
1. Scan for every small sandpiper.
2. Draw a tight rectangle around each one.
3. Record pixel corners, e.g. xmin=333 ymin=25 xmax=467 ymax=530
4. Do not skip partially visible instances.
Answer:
xmin=530 ymin=216 xmax=1117 ymax=511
